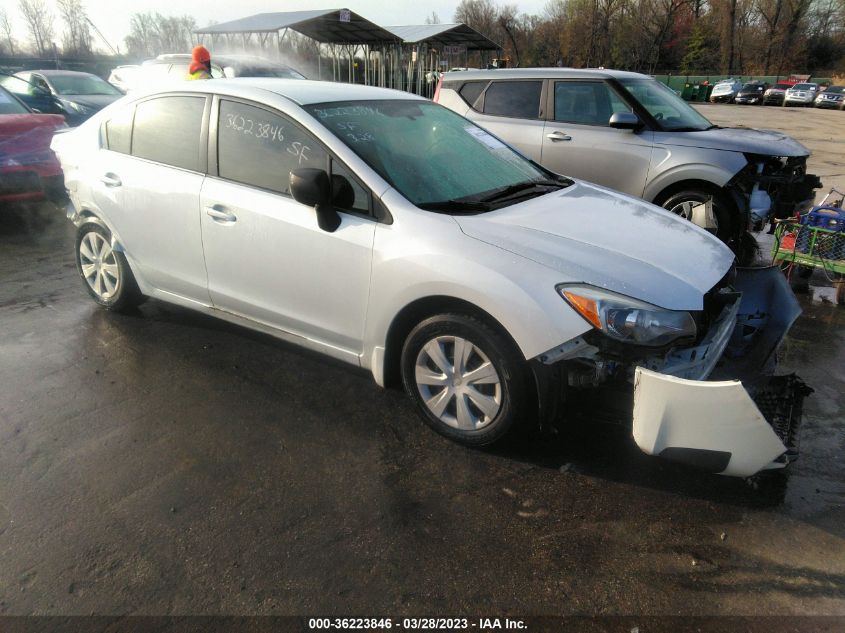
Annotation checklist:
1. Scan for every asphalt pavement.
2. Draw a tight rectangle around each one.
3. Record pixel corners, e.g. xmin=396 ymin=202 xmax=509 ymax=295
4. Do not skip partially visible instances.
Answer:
xmin=0 ymin=106 xmax=844 ymax=617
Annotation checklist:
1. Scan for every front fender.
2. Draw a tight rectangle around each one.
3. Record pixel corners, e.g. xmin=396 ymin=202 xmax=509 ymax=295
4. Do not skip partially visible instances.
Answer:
xmin=643 ymin=147 xmax=747 ymax=203
xmin=362 ymin=194 xmax=591 ymax=384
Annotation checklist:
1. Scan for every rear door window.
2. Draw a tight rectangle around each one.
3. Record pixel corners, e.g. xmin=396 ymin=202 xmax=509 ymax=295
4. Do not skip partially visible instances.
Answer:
xmin=131 ymin=96 xmax=206 ymax=171
xmin=482 ymin=81 xmax=542 ymax=119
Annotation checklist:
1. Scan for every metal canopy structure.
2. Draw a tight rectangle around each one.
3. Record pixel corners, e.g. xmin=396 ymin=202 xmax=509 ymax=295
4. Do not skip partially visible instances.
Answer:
xmin=192 ymin=10 xmax=502 ymax=96
xmin=195 ymin=9 xmax=399 ymax=44
xmin=385 ymin=24 xmax=498 ymax=51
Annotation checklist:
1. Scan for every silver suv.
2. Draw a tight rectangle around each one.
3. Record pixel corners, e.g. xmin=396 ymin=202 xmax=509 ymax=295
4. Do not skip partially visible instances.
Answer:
xmin=435 ymin=68 xmax=820 ymax=262
xmin=784 ymin=82 xmax=820 ymax=106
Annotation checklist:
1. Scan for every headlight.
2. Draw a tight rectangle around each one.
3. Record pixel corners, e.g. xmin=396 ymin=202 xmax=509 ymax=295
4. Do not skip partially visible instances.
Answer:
xmin=64 ymin=101 xmax=95 ymax=115
xmin=557 ymin=285 xmax=697 ymax=347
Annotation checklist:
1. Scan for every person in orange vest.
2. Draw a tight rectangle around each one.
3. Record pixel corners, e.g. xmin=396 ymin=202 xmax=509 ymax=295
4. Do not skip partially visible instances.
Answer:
xmin=187 ymin=45 xmax=212 ymax=80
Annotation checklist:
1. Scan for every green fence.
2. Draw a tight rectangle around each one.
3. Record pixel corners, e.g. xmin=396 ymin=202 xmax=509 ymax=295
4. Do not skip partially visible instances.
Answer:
xmin=654 ymin=73 xmax=834 ymax=93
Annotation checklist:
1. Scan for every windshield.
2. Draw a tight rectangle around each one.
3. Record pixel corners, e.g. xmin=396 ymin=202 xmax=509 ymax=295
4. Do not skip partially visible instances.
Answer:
xmin=741 ymin=83 xmax=763 ymax=90
xmin=618 ymin=78 xmax=713 ymax=132
xmin=826 ymin=86 xmax=845 ymax=93
xmin=793 ymin=83 xmax=815 ymax=90
xmin=0 ymin=86 xmax=29 ymax=114
xmin=305 ymin=100 xmax=562 ymax=209
xmin=773 ymin=83 xmax=791 ymax=90
xmin=48 ymin=74 xmax=122 ymax=95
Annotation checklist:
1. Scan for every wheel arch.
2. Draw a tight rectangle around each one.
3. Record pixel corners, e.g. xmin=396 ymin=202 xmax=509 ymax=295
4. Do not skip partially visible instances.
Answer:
xmin=74 ymin=208 xmax=126 ymax=253
xmin=380 ymin=295 xmax=524 ymax=390
xmin=652 ymin=178 xmax=731 ymax=207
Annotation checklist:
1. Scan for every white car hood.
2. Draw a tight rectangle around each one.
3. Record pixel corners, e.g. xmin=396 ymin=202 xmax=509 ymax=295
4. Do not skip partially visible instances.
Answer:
xmin=455 ymin=181 xmax=735 ymax=311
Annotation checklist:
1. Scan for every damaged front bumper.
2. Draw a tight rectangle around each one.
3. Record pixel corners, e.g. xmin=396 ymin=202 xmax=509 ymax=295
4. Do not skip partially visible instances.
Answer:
xmin=632 ymin=267 xmax=809 ymax=477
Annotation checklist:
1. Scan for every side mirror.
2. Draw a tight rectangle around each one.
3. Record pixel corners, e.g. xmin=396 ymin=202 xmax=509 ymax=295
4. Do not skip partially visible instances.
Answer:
xmin=290 ymin=168 xmax=340 ymax=232
xmin=609 ymin=112 xmax=641 ymax=130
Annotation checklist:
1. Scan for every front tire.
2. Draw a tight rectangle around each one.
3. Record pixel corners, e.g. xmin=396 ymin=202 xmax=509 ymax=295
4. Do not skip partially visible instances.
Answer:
xmin=75 ymin=223 xmax=144 ymax=311
xmin=658 ymin=188 xmax=734 ymax=243
xmin=401 ymin=313 xmax=529 ymax=446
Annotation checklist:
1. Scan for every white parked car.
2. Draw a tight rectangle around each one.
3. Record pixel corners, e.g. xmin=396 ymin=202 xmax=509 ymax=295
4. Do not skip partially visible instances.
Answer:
xmin=51 ymin=79 xmax=807 ymax=477
xmin=709 ymin=78 xmax=743 ymax=103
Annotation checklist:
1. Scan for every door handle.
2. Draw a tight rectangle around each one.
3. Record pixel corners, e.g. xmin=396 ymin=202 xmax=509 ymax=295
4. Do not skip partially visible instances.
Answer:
xmin=100 ymin=173 xmax=122 ymax=187
xmin=546 ymin=131 xmax=572 ymax=142
xmin=205 ymin=205 xmax=237 ymax=223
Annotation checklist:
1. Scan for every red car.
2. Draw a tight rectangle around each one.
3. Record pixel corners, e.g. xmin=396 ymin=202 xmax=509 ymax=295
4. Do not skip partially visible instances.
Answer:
xmin=0 ymin=84 xmax=66 ymax=203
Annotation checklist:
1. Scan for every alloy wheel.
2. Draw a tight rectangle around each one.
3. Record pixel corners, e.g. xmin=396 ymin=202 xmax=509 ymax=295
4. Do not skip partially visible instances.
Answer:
xmin=78 ymin=231 xmax=121 ymax=300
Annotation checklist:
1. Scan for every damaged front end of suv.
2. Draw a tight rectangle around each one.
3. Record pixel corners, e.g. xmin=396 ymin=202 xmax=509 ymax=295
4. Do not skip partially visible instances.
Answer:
xmin=534 ymin=266 xmax=811 ymax=478
xmin=728 ymin=153 xmax=822 ymax=228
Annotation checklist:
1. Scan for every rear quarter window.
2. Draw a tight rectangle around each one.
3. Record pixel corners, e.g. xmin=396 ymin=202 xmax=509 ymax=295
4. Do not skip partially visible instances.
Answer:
xmin=101 ymin=104 xmax=134 ymax=154
xmin=459 ymin=81 xmax=488 ymax=109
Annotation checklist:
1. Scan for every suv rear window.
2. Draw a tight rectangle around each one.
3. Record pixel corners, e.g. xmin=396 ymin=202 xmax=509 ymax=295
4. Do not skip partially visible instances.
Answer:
xmin=482 ymin=81 xmax=542 ymax=119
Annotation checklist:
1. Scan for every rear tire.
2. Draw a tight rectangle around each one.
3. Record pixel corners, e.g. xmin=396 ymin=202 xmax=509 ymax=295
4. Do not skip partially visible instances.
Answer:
xmin=75 ymin=223 xmax=144 ymax=312
xmin=401 ymin=313 xmax=529 ymax=446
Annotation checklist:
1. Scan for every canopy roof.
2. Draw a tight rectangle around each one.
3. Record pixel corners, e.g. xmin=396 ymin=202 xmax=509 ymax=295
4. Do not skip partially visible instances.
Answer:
xmin=195 ymin=9 xmax=400 ymax=44
xmin=385 ymin=24 xmax=499 ymax=50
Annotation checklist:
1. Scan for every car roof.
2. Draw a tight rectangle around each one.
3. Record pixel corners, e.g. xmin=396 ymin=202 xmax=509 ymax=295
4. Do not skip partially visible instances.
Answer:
xmin=24 ymin=69 xmax=98 ymax=77
xmin=135 ymin=78 xmax=425 ymax=106
xmin=441 ymin=67 xmax=652 ymax=81
xmin=152 ymin=53 xmax=294 ymax=69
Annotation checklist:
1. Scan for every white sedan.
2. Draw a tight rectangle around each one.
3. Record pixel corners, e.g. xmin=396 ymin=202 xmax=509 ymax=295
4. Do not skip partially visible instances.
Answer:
xmin=51 ymin=78 xmax=807 ymax=477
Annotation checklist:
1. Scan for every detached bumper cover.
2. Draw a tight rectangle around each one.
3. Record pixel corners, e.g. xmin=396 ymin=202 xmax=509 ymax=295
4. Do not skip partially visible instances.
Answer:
xmin=632 ymin=267 xmax=808 ymax=477
xmin=634 ymin=368 xmax=789 ymax=476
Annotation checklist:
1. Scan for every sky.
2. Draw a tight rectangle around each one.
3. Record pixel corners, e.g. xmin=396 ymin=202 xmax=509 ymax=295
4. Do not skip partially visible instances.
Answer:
xmin=11 ymin=0 xmax=550 ymax=55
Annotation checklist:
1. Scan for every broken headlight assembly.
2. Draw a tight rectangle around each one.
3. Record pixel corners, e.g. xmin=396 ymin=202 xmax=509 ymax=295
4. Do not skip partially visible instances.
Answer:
xmin=557 ymin=284 xmax=697 ymax=347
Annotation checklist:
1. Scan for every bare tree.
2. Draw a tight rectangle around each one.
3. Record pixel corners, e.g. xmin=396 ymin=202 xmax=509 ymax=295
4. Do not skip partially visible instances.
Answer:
xmin=57 ymin=0 xmax=92 ymax=56
xmin=0 ymin=8 xmax=16 ymax=56
xmin=719 ymin=0 xmax=739 ymax=73
xmin=498 ymin=4 xmax=521 ymax=65
xmin=424 ymin=12 xmax=441 ymax=24
xmin=125 ymin=12 xmax=157 ymax=57
xmin=19 ymin=0 xmax=55 ymax=57
xmin=455 ymin=0 xmax=503 ymax=65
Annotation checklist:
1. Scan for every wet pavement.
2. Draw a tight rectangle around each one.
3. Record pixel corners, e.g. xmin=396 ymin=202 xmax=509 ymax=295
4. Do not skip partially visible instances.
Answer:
xmin=0 ymin=199 xmax=842 ymax=617
xmin=4 ymin=99 xmax=845 ymax=616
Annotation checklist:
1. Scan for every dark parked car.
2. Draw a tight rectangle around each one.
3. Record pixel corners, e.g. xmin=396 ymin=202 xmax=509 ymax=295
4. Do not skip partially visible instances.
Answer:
xmin=763 ymin=82 xmax=792 ymax=105
xmin=0 ymin=74 xmax=66 ymax=117
xmin=734 ymin=81 xmax=769 ymax=105
xmin=6 ymin=70 xmax=123 ymax=126
xmin=815 ymin=85 xmax=845 ymax=109
xmin=0 ymin=85 xmax=65 ymax=203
